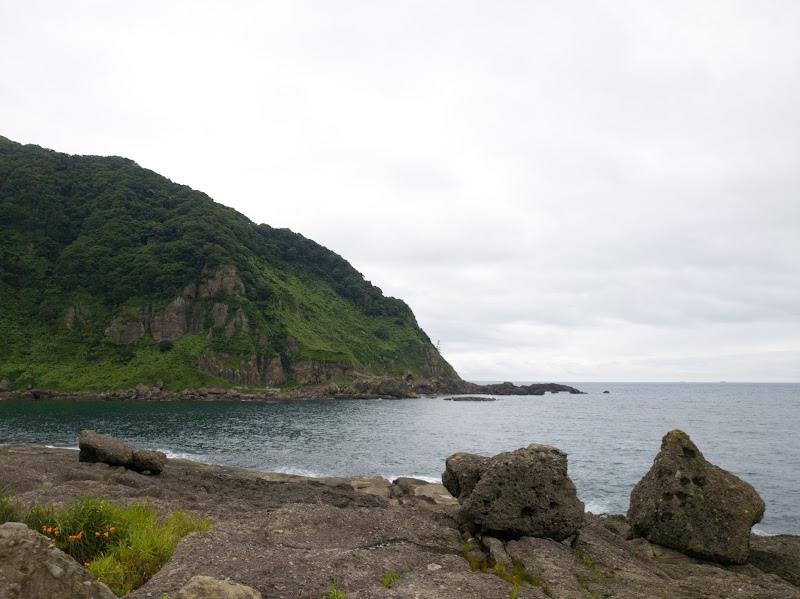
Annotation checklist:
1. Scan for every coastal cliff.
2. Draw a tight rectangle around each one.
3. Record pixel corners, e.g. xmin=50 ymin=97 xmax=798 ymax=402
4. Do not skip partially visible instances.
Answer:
xmin=0 ymin=136 xmax=458 ymax=394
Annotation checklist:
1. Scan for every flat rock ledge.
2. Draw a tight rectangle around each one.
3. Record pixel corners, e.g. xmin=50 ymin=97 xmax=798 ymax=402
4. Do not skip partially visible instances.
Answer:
xmin=442 ymin=395 xmax=497 ymax=402
xmin=0 ymin=443 xmax=797 ymax=599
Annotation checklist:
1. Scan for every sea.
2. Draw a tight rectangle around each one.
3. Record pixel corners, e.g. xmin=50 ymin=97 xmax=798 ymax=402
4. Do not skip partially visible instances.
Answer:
xmin=0 ymin=382 xmax=797 ymax=536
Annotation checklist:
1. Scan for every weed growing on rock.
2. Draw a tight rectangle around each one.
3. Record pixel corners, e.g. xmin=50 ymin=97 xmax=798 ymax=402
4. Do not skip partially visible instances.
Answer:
xmin=0 ymin=492 xmax=22 ymax=522
xmin=381 ymin=570 xmax=401 ymax=588
xmin=0 ymin=494 xmax=210 ymax=596
xmin=321 ymin=578 xmax=346 ymax=598
xmin=493 ymin=559 xmax=549 ymax=597
xmin=574 ymin=547 xmax=605 ymax=582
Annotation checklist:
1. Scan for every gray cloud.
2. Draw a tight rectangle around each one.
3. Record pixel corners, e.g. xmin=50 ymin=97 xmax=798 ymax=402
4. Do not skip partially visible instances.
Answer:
xmin=2 ymin=1 xmax=798 ymax=381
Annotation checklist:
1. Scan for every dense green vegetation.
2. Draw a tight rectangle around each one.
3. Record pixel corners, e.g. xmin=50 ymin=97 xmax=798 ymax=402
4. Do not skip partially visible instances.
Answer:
xmin=0 ymin=136 xmax=456 ymax=391
xmin=0 ymin=493 xmax=210 ymax=595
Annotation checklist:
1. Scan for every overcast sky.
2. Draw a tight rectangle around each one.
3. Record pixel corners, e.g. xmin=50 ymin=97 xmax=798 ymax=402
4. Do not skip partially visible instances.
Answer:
xmin=2 ymin=1 xmax=798 ymax=382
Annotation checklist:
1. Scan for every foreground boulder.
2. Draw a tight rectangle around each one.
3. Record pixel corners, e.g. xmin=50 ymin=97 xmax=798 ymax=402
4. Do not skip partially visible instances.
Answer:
xmin=443 ymin=444 xmax=584 ymax=540
xmin=1 ymin=444 xmax=799 ymax=598
xmin=0 ymin=522 xmax=116 ymax=599
xmin=174 ymin=575 xmax=261 ymax=598
xmin=78 ymin=429 xmax=167 ymax=474
xmin=628 ymin=429 xmax=765 ymax=564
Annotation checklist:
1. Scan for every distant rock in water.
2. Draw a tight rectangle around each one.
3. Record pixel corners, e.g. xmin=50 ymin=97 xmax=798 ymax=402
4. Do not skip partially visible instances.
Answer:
xmin=78 ymin=429 xmax=167 ymax=475
xmin=603 ymin=390 xmax=610 ymax=394
xmin=443 ymin=444 xmax=584 ymax=540
xmin=627 ymin=429 xmax=765 ymax=564
xmin=442 ymin=396 xmax=496 ymax=402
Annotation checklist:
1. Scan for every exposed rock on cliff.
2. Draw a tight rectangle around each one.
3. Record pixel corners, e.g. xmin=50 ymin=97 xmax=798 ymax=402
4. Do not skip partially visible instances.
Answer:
xmin=628 ymin=429 xmax=765 ymax=564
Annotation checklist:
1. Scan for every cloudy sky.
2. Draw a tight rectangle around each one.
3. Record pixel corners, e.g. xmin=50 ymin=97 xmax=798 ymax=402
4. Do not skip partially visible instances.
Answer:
xmin=2 ymin=1 xmax=798 ymax=382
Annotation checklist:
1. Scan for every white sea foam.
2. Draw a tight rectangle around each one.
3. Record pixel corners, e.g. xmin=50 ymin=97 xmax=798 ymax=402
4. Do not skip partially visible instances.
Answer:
xmin=384 ymin=474 xmax=441 ymax=484
xmin=751 ymin=527 xmax=776 ymax=537
xmin=273 ymin=466 xmax=328 ymax=478
xmin=584 ymin=499 xmax=613 ymax=515
xmin=159 ymin=450 xmax=210 ymax=463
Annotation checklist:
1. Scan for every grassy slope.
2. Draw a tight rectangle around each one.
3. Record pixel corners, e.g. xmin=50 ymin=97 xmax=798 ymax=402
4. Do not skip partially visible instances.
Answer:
xmin=0 ymin=136 xmax=456 ymax=391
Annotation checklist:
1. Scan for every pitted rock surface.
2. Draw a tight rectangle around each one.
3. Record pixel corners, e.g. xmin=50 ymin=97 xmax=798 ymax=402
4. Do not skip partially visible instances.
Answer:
xmin=0 ymin=522 xmax=116 ymax=599
xmin=444 ymin=444 xmax=584 ymax=540
xmin=627 ymin=429 xmax=765 ymax=564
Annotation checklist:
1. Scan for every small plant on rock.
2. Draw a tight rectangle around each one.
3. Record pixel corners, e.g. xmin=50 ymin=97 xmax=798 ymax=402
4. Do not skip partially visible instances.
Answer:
xmin=381 ymin=570 xmax=401 ymax=588
xmin=321 ymin=578 xmax=346 ymax=599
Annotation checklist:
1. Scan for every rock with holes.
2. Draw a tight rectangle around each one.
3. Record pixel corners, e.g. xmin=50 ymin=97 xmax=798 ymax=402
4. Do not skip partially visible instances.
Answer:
xmin=627 ymin=429 xmax=765 ymax=564
xmin=0 ymin=522 xmax=117 ymax=598
xmin=442 ymin=453 xmax=488 ymax=502
xmin=443 ymin=444 xmax=584 ymax=540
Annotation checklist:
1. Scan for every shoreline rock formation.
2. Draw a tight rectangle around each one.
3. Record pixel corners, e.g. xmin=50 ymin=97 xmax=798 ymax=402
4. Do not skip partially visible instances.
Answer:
xmin=0 ymin=377 xmax=585 ymax=401
xmin=443 ymin=445 xmax=584 ymax=540
xmin=0 ymin=379 xmax=585 ymax=402
xmin=628 ymin=429 xmax=766 ymax=564
xmin=0 ymin=435 xmax=797 ymax=598
xmin=78 ymin=429 xmax=167 ymax=474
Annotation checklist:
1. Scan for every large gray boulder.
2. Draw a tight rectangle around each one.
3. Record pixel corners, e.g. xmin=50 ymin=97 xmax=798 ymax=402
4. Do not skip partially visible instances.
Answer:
xmin=78 ymin=429 xmax=167 ymax=474
xmin=627 ymin=429 xmax=765 ymax=564
xmin=0 ymin=522 xmax=117 ymax=599
xmin=443 ymin=444 xmax=584 ymax=540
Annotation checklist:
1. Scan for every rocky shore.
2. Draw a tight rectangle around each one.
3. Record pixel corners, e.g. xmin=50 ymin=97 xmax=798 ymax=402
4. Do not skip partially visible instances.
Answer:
xmin=0 ymin=377 xmax=585 ymax=402
xmin=1 ymin=432 xmax=797 ymax=598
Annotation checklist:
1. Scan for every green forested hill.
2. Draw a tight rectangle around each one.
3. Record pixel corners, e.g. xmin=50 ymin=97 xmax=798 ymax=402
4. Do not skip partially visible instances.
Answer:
xmin=0 ymin=136 xmax=456 ymax=392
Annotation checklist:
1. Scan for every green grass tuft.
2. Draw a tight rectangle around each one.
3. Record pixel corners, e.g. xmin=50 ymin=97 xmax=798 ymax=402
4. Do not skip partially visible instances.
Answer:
xmin=0 ymin=494 xmax=210 ymax=596
xmin=321 ymin=578 xmax=346 ymax=598
xmin=493 ymin=559 xmax=549 ymax=596
xmin=381 ymin=570 xmax=401 ymax=588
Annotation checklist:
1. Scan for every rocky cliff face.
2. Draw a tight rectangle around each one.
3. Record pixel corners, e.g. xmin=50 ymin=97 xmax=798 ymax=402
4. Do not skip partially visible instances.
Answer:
xmin=103 ymin=267 xmax=250 ymax=346
xmin=98 ymin=266 xmax=289 ymax=386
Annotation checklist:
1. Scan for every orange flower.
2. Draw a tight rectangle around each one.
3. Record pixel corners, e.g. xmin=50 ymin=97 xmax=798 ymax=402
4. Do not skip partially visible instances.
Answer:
xmin=95 ymin=532 xmax=101 ymax=537
xmin=109 ymin=527 xmax=115 ymax=532
xmin=103 ymin=532 xmax=109 ymax=538
xmin=84 ymin=562 xmax=90 ymax=568
xmin=41 ymin=525 xmax=46 ymax=531
xmin=46 ymin=527 xmax=52 ymax=534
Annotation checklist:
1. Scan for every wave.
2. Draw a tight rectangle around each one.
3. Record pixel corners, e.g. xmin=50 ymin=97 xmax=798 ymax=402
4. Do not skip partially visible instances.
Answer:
xmin=158 ymin=449 xmax=211 ymax=463
xmin=584 ymin=499 xmax=614 ymax=515
xmin=751 ymin=527 xmax=776 ymax=537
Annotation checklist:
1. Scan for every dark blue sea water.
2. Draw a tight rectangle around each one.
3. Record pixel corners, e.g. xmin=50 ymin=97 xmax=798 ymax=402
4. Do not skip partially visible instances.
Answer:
xmin=1 ymin=382 xmax=797 ymax=535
